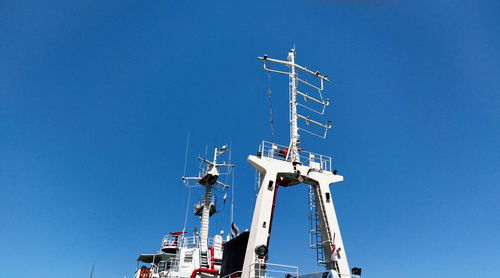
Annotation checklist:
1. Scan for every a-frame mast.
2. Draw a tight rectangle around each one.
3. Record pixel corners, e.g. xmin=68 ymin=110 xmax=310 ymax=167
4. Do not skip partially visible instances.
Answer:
xmin=241 ymin=49 xmax=350 ymax=278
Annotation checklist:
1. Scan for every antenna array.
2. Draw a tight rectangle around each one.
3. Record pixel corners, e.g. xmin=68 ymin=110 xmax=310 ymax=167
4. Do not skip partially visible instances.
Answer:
xmin=182 ymin=145 xmax=234 ymax=190
xmin=258 ymin=49 xmax=332 ymax=163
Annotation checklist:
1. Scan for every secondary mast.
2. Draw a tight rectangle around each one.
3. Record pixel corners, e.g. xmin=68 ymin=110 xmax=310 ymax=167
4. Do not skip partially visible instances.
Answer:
xmin=183 ymin=145 xmax=234 ymax=268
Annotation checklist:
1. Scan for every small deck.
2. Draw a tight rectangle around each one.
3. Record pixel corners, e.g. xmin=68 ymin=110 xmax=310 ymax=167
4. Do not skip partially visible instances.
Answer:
xmin=257 ymin=141 xmax=333 ymax=172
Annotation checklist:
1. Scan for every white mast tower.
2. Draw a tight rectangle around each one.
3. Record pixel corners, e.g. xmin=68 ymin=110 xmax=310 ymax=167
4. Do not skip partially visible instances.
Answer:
xmin=241 ymin=49 xmax=352 ymax=278
xmin=183 ymin=145 xmax=234 ymax=269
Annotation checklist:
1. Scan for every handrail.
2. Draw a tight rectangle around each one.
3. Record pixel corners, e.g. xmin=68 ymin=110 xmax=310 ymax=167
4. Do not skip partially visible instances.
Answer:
xmin=220 ymin=270 xmax=242 ymax=278
xmin=249 ymin=262 xmax=299 ymax=278
xmin=258 ymin=141 xmax=333 ymax=172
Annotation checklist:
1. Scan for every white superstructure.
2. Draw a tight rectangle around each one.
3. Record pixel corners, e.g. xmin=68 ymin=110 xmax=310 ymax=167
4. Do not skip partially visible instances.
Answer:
xmin=133 ymin=146 xmax=233 ymax=278
xmin=130 ymin=49 xmax=361 ymax=278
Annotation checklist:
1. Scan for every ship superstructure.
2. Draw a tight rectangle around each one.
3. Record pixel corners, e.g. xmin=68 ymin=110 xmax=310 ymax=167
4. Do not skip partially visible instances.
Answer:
xmin=133 ymin=146 xmax=234 ymax=278
xmin=131 ymin=49 xmax=361 ymax=278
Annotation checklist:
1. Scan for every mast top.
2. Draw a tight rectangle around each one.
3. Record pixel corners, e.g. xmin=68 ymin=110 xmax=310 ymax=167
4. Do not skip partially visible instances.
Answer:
xmin=258 ymin=49 xmax=332 ymax=163
xmin=182 ymin=145 xmax=234 ymax=188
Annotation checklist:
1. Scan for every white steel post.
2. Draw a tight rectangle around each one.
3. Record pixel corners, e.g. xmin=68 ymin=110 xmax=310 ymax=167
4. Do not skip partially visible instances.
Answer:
xmin=241 ymin=169 xmax=278 ymax=278
xmin=288 ymin=49 xmax=300 ymax=164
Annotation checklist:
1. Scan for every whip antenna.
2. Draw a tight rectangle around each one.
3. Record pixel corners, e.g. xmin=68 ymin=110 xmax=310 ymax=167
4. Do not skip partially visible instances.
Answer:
xmin=182 ymin=132 xmax=191 ymax=233
xmin=268 ymin=71 xmax=275 ymax=143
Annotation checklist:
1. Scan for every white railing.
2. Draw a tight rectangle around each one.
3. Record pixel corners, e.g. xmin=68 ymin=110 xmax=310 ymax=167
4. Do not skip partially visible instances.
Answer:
xmin=165 ymin=258 xmax=180 ymax=272
xmin=161 ymin=235 xmax=217 ymax=249
xmin=220 ymin=266 xmax=359 ymax=278
xmin=249 ymin=262 xmax=299 ymax=278
xmin=194 ymin=196 xmax=216 ymax=211
xmin=162 ymin=235 xmax=199 ymax=249
xmin=257 ymin=141 xmax=332 ymax=172
xmin=153 ymin=257 xmax=192 ymax=274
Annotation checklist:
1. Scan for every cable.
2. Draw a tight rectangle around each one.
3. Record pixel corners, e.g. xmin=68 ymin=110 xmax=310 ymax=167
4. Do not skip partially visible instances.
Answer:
xmin=182 ymin=132 xmax=190 ymax=178
xmin=182 ymin=188 xmax=192 ymax=234
xmin=182 ymin=132 xmax=191 ymax=233
xmin=230 ymin=157 xmax=235 ymax=226
xmin=268 ymin=71 xmax=275 ymax=143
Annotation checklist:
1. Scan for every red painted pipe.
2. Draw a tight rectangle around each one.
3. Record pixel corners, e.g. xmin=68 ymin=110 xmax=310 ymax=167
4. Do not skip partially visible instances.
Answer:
xmin=209 ymin=247 xmax=215 ymax=270
xmin=191 ymin=268 xmax=219 ymax=278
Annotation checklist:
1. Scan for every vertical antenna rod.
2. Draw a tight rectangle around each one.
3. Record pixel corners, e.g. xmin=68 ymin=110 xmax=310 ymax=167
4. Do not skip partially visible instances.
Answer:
xmin=288 ymin=49 xmax=300 ymax=163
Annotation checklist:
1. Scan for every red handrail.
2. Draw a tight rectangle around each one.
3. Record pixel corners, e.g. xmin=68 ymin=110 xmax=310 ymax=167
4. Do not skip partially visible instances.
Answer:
xmin=190 ymin=268 xmax=219 ymax=278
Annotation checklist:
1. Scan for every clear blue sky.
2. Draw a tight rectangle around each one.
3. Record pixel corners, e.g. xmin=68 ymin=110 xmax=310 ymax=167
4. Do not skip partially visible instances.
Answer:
xmin=1 ymin=1 xmax=499 ymax=277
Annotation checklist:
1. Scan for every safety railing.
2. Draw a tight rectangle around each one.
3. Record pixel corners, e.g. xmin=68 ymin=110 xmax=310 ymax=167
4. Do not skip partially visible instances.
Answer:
xmin=164 ymin=258 xmax=180 ymax=273
xmin=194 ymin=196 xmax=216 ymax=211
xmin=257 ymin=141 xmax=332 ymax=172
xmin=161 ymin=235 xmax=216 ymax=249
xmin=219 ymin=266 xmax=359 ymax=278
xmin=249 ymin=262 xmax=299 ymax=278
xmin=162 ymin=235 xmax=199 ymax=249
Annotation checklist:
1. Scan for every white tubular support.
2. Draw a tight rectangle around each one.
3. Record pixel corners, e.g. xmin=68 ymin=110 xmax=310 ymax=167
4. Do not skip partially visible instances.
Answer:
xmin=288 ymin=49 xmax=300 ymax=164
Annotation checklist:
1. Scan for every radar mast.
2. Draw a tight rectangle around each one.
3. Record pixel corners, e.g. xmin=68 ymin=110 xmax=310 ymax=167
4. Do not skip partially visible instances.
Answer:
xmin=241 ymin=49 xmax=351 ymax=278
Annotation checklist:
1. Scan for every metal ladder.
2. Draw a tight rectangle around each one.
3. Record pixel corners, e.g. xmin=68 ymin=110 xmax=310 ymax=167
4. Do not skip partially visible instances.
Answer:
xmin=200 ymin=251 xmax=209 ymax=268
xmin=308 ymin=185 xmax=324 ymax=265
xmin=199 ymin=186 xmax=212 ymax=269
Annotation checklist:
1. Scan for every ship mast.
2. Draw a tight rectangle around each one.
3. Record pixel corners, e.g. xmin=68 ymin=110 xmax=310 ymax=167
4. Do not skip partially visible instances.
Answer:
xmin=258 ymin=49 xmax=331 ymax=164
xmin=289 ymin=50 xmax=300 ymax=163
xmin=182 ymin=145 xmax=234 ymax=268
xmin=241 ymin=49 xmax=351 ymax=278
